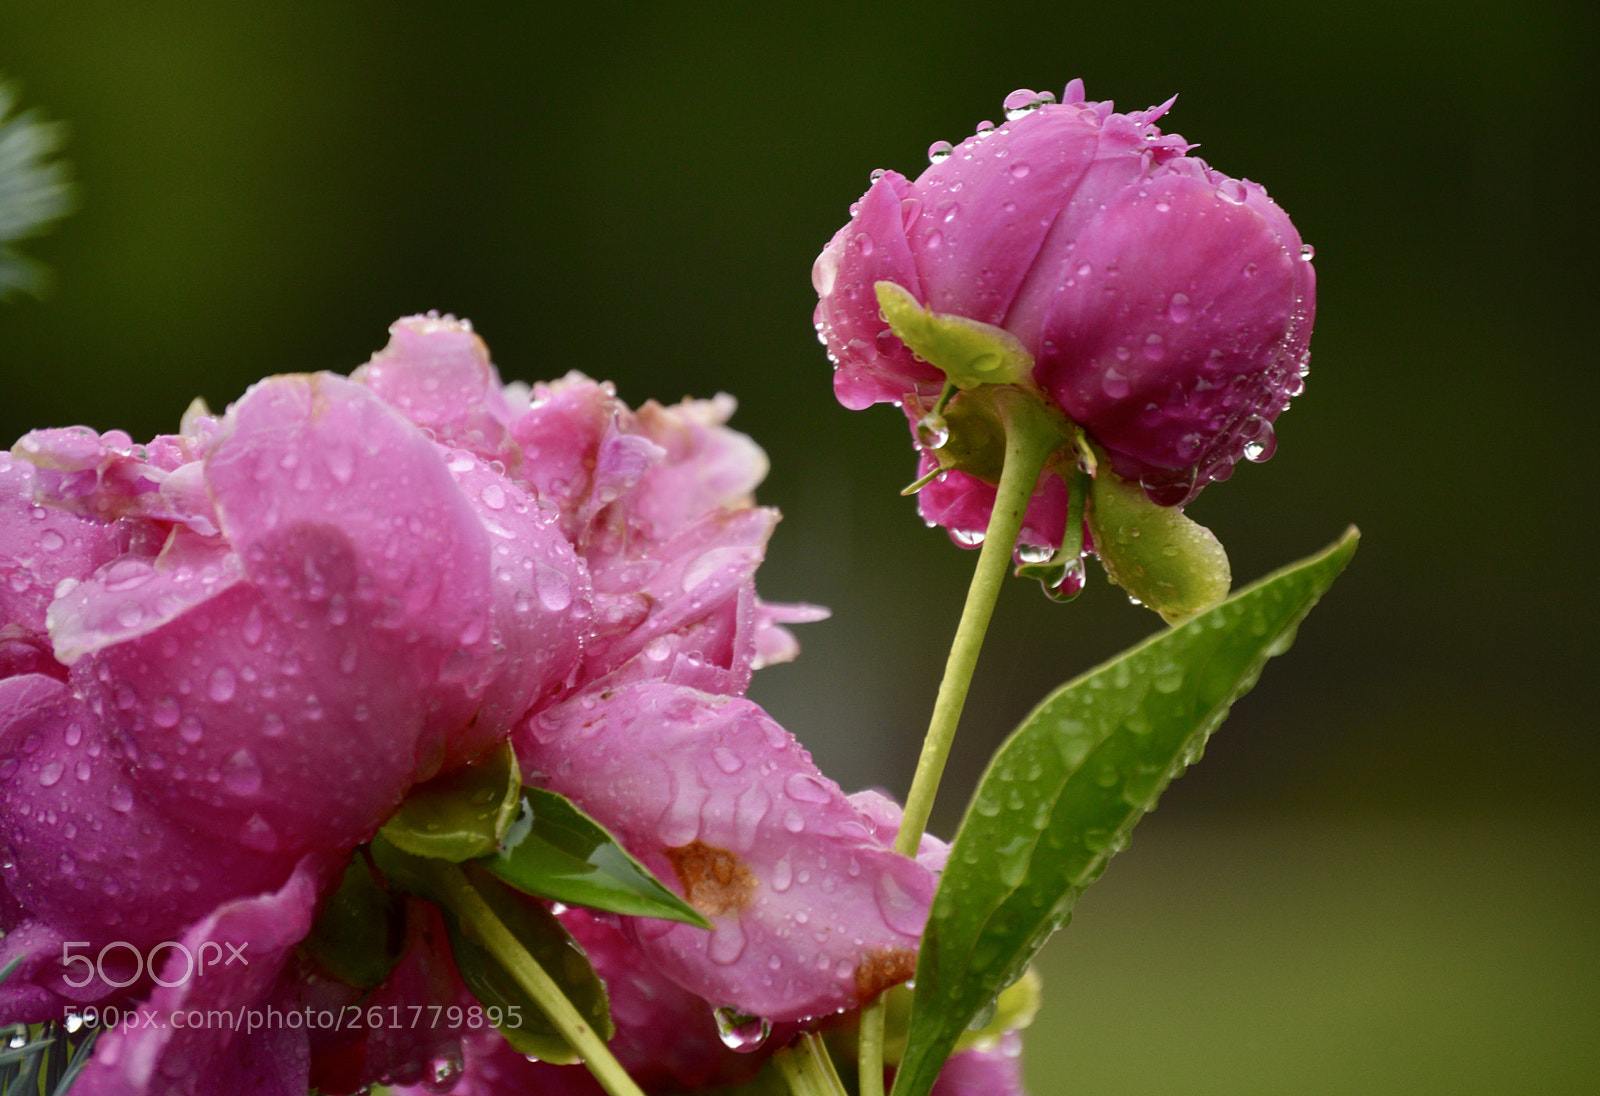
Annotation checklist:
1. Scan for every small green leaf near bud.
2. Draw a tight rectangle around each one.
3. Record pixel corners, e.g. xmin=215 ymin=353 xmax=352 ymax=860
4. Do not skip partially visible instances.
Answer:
xmin=874 ymin=282 xmax=1035 ymax=389
xmin=1087 ymin=465 xmax=1231 ymax=624
xmin=378 ymin=741 xmax=523 ymax=861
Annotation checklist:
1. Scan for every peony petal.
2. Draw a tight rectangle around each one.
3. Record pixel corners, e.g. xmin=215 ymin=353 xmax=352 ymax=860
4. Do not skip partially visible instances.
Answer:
xmin=519 ymin=683 xmax=935 ymax=1022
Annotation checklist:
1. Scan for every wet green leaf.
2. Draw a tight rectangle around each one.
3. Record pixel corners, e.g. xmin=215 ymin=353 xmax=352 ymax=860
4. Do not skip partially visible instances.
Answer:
xmin=298 ymin=852 xmax=404 ymax=989
xmin=379 ymin=742 xmax=521 ymax=861
xmin=370 ymin=837 xmax=613 ymax=1063
xmin=482 ymin=787 xmax=712 ymax=929
xmin=892 ymin=529 xmax=1359 ymax=1096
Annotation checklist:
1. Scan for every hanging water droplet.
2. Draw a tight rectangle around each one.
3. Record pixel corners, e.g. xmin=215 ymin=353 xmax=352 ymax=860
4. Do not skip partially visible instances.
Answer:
xmin=1300 ymin=243 xmax=1316 ymax=261
xmin=949 ymin=528 xmax=985 ymax=548
xmin=915 ymin=414 xmax=950 ymax=449
xmin=714 ymin=1007 xmax=772 ymax=1052
xmin=1241 ymin=417 xmax=1278 ymax=462
xmin=1015 ymin=543 xmax=1053 ymax=565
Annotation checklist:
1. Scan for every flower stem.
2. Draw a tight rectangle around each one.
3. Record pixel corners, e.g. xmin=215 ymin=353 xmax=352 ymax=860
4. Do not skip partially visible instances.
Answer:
xmin=775 ymin=1033 xmax=851 ymax=1096
xmin=431 ymin=862 xmax=646 ymax=1096
xmin=859 ymin=388 xmax=1064 ymax=1093
xmin=893 ymin=389 xmax=1063 ymax=856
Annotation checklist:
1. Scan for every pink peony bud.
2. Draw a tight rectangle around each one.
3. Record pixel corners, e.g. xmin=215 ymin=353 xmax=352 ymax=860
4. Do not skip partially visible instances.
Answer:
xmin=814 ymin=80 xmax=1315 ymax=510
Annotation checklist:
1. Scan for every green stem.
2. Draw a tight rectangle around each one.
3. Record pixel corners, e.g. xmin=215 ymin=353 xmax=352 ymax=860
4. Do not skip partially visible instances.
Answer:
xmin=859 ymin=389 xmax=1063 ymax=1094
xmin=431 ymin=863 xmax=646 ymax=1096
xmin=775 ymin=1033 xmax=851 ymax=1096
xmin=856 ymin=1002 xmax=888 ymax=1096
xmin=893 ymin=390 xmax=1062 ymax=855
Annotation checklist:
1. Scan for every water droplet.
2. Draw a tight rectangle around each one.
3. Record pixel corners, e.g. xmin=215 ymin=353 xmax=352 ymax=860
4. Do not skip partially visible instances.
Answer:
xmin=222 ymin=748 xmax=263 ymax=795
xmin=1216 ymin=178 xmax=1248 ymax=204
xmin=973 ymin=120 xmax=997 ymax=138
xmin=712 ymin=746 xmax=744 ymax=774
xmin=852 ymin=232 xmax=875 ymax=257
xmin=916 ymin=414 xmax=949 ymax=449
xmin=785 ymin=772 xmax=832 ymax=804
xmin=534 ymin=566 xmax=573 ymax=611
xmin=1002 ymin=88 xmax=1056 ymax=120
xmin=714 ymin=1006 xmax=771 ymax=1051
xmin=102 ymin=559 xmax=154 ymax=592
xmin=421 ymin=1051 xmax=465 ymax=1094
xmin=924 ymin=229 xmax=944 ymax=250
xmin=114 ymin=600 xmax=144 ymax=629
xmin=874 ymin=871 xmax=926 ymax=935
xmin=708 ymin=920 xmax=748 ymax=966
xmin=151 ymin=696 xmax=180 ymax=728
xmin=1101 ymin=367 xmax=1130 ymax=399
xmin=1143 ymin=333 xmax=1166 ymax=361
xmin=1300 ymin=243 xmax=1316 ymax=262
xmin=1241 ymin=418 xmax=1278 ymax=462
xmin=1167 ymin=293 xmax=1192 ymax=323
xmin=949 ymin=528 xmax=984 ymax=548
xmin=40 ymin=529 xmax=66 ymax=552
xmin=1009 ymin=161 xmax=1031 ymax=179
xmin=38 ymin=760 xmax=64 ymax=787
xmin=1139 ymin=465 xmax=1198 ymax=507
xmin=927 ymin=140 xmax=954 ymax=164
xmin=207 ymin=666 xmax=237 ymax=703
xmin=1015 ymin=543 xmax=1053 ymax=565
xmin=109 ymin=784 xmax=134 ymax=813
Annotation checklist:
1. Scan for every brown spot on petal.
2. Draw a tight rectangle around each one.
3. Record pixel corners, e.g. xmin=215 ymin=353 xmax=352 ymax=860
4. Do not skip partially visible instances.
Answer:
xmin=664 ymin=841 xmax=757 ymax=917
xmin=854 ymin=947 xmax=917 ymax=1001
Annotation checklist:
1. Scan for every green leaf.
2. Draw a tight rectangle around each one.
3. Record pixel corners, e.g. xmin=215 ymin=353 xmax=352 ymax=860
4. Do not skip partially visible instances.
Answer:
xmin=874 ymin=281 xmax=1035 ymax=389
xmin=379 ymin=741 xmax=522 ymax=861
xmin=298 ymin=852 xmax=405 ymax=989
xmin=370 ymin=837 xmax=613 ymax=1063
xmin=481 ymin=787 xmax=712 ymax=929
xmin=891 ymin=528 xmax=1359 ymax=1096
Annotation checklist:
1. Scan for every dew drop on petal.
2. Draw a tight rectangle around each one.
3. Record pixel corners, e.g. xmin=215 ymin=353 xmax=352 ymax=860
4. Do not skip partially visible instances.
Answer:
xmin=927 ymin=140 xmax=954 ymax=164
xmin=222 ymin=748 xmax=263 ymax=795
xmin=1167 ymin=293 xmax=1192 ymax=323
xmin=207 ymin=667 xmax=237 ymax=703
xmin=708 ymin=920 xmax=748 ymax=966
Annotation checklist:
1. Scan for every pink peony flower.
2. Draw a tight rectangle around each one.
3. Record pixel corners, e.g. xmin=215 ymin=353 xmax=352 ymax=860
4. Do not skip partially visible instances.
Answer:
xmin=2 ymin=314 xmax=931 ymax=1093
xmin=813 ymin=80 xmax=1315 ymax=518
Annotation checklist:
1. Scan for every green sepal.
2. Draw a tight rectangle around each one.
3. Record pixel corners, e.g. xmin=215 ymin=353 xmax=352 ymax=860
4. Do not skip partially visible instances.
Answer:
xmin=890 ymin=528 xmax=1359 ymax=1096
xmin=1087 ymin=461 xmax=1231 ymax=624
xmin=370 ymin=836 xmax=613 ymax=1062
xmin=379 ymin=741 xmax=522 ymax=862
xmin=875 ymin=282 xmax=1034 ymax=389
xmin=298 ymin=851 xmax=405 ymax=989
xmin=481 ymin=786 xmax=712 ymax=929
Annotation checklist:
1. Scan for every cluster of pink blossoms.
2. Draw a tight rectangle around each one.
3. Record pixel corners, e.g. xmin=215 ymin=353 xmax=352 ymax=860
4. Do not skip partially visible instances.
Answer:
xmin=0 ymin=316 xmax=1021 ymax=1094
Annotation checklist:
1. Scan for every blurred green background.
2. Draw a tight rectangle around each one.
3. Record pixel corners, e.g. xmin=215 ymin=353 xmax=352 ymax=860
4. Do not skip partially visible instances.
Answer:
xmin=3 ymin=2 xmax=1595 ymax=1092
